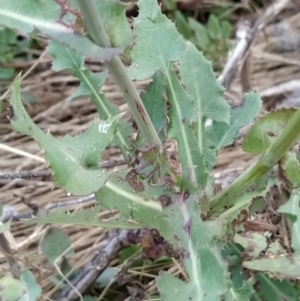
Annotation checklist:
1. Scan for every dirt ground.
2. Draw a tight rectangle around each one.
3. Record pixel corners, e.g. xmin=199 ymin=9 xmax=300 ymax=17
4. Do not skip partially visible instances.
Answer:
xmin=1 ymin=1 xmax=300 ymax=300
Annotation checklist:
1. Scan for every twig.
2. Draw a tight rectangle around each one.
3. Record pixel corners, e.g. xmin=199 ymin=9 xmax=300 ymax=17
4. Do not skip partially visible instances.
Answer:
xmin=0 ymin=169 xmax=52 ymax=180
xmin=0 ymin=159 xmax=127 ymax=180
xmin=0 ymin=232 xmax=21 ymax=278
xmin=0 ymin=194 xmax=96 ymax=223
xmin=54 ymin=228 xmax=177 ymax=301
xmin=218 ymin=0 xmax=290 ymax=90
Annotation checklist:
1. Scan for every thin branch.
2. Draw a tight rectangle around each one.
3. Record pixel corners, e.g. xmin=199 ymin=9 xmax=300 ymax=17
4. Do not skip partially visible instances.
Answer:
xmin=0 ymin=194 xmax=96 ymax=223
xmin=0 ymin=159 xmax=127 ymax=180
xmin=218 ymin=0 xmax=290 ymax=90
xmin=54 ymin=228 xmax=178 ymax=301
xmin=0 ymin=170 xmax=52 ymax=180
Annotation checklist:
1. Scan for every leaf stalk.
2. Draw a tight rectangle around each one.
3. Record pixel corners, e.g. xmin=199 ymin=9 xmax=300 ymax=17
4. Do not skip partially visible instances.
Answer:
xmin=77 ymin=0 xmax=162 ymax=146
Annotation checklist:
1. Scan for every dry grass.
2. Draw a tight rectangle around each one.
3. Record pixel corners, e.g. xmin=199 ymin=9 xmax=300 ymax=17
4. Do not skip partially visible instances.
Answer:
xmin=1 ymin=2 xmax=300 ymax=300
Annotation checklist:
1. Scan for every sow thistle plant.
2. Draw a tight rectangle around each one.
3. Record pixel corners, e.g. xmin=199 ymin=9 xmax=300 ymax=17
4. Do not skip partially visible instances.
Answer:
xmin=1 ymin=0 xmax=300 ymax=300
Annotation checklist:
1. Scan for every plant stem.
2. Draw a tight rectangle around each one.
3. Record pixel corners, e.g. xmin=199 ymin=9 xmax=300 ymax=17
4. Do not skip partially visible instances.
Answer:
xmin=211 ymin=108 xmax=300 ymax=213
xmin=77 ymin=0 xmax=162 ymax=147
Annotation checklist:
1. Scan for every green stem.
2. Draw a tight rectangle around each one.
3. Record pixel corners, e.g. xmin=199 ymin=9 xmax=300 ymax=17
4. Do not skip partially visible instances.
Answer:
xmin=211 ymin=108 xmax=300 ymax=213
xmin=77 ymin=0 xmax=162 ymax=147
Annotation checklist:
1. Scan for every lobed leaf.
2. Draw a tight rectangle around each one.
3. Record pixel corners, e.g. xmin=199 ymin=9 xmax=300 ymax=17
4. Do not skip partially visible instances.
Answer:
xmin=129 ymin=3 xmax=208 ymax=187
xmin=28 ymin=206 xmax=140 ymax=229
xmin=95 ymin=171 xmax=173 ymax=241
xmin=0 ymin=0 xmax=122 ymax=61
xmin=9 ymin=75 xmax=118 ymax=195
xmin=128 ymin=0 xmax=186 ymax=81
xmin=207 ymin=92 xmax=262 ymax=150
xmin=48 ymin=41 xmax=132 ymax=156
xmin=242 ymin=109 xmax=296 ymax=154
xmin=179 ymin=42 xmax=231 ymax=168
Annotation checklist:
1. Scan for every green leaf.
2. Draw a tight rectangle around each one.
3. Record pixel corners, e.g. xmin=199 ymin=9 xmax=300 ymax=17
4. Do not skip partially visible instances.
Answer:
xmin=243 ymin=252 xmax=300 ymax=278
xmin=222 ymin=243 xmax=245 ymax=290
xmin=129 ymin=0 xmax=210 ymax=188
xmin=119 ymin=245 xmax=141 ymax=264
xmin=242 ymin=109 xmax=296 ymax=154
xmin=157 ymin=194 xmax=230 ymax=301
xmin=0 ymin=67 xmax=14 ymax=80
xmin=280 ymin=151 xmax=300 ymax=188
xmin=179 ymin=42 xmax=231 ymax=168
xmin=224 ymin=278 xmax=254 ymax=301
xmin=20 ymin=92 xmax=38 ymax=105
xmin=141 ymin=71 xmax=167 ymax=140
xmin=20 ymin=269 xmax=42 ymax=301
xmin=0 ymin=276 xmax=25 ymax=301
xmin=174 ymin=11 xmax=192 ymax=39
xmin=95 ymin=171 xmax=173 ymax=242
xmin=165 ymin=68 xmax=207 ymax=188
xmin=40 ymin=227 xmax=74 ymax=265
xmin=9 ymin=75 xmax=118 ymax=195
xmin=95 ymin=0 xmax=132 ymax=47
xmin=278 ymin=189 xmax=300 ymax=251
xmin=180 ymin=42 xmax=230 ymax=124
xmin=0 ymin=0 xmax=122 ymax=61
xmin=163 ymin=0 xmax=176 ymax=10
xmin=234 ymin=232 xmax=269 ymax=259
xmin=95 ymin=267 xmax=117 ymax=288
xmin=0 ymin=221 xmax=10 ymax=234
xmin=220 ymin=20 xmax=231 ymax=39
xmin=188 ymin=18 xmax=210 ymax=51
xmin=207 ymin=14 xmax=221 ymax=39
xmin=128 ymin=0 xmax=186 ymax=81
xmin=28 ymin=206 xmax=140 ymax=229
xmin=207 ymin=92 xmax=262 ymax=151
xmin=255 ymin=272 xmax=297 ymax=301
xmin=48 ymin=41 xmax=132 ymax=156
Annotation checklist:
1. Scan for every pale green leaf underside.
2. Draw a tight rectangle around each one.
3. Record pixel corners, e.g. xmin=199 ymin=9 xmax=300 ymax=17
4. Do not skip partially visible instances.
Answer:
xmin=28 ymin=206 xmax=140 ymax=229
xmin=9 ymin=75 xmax=118 ymax=195
xmin=0 ymin=1 xmax=122 ymax=61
